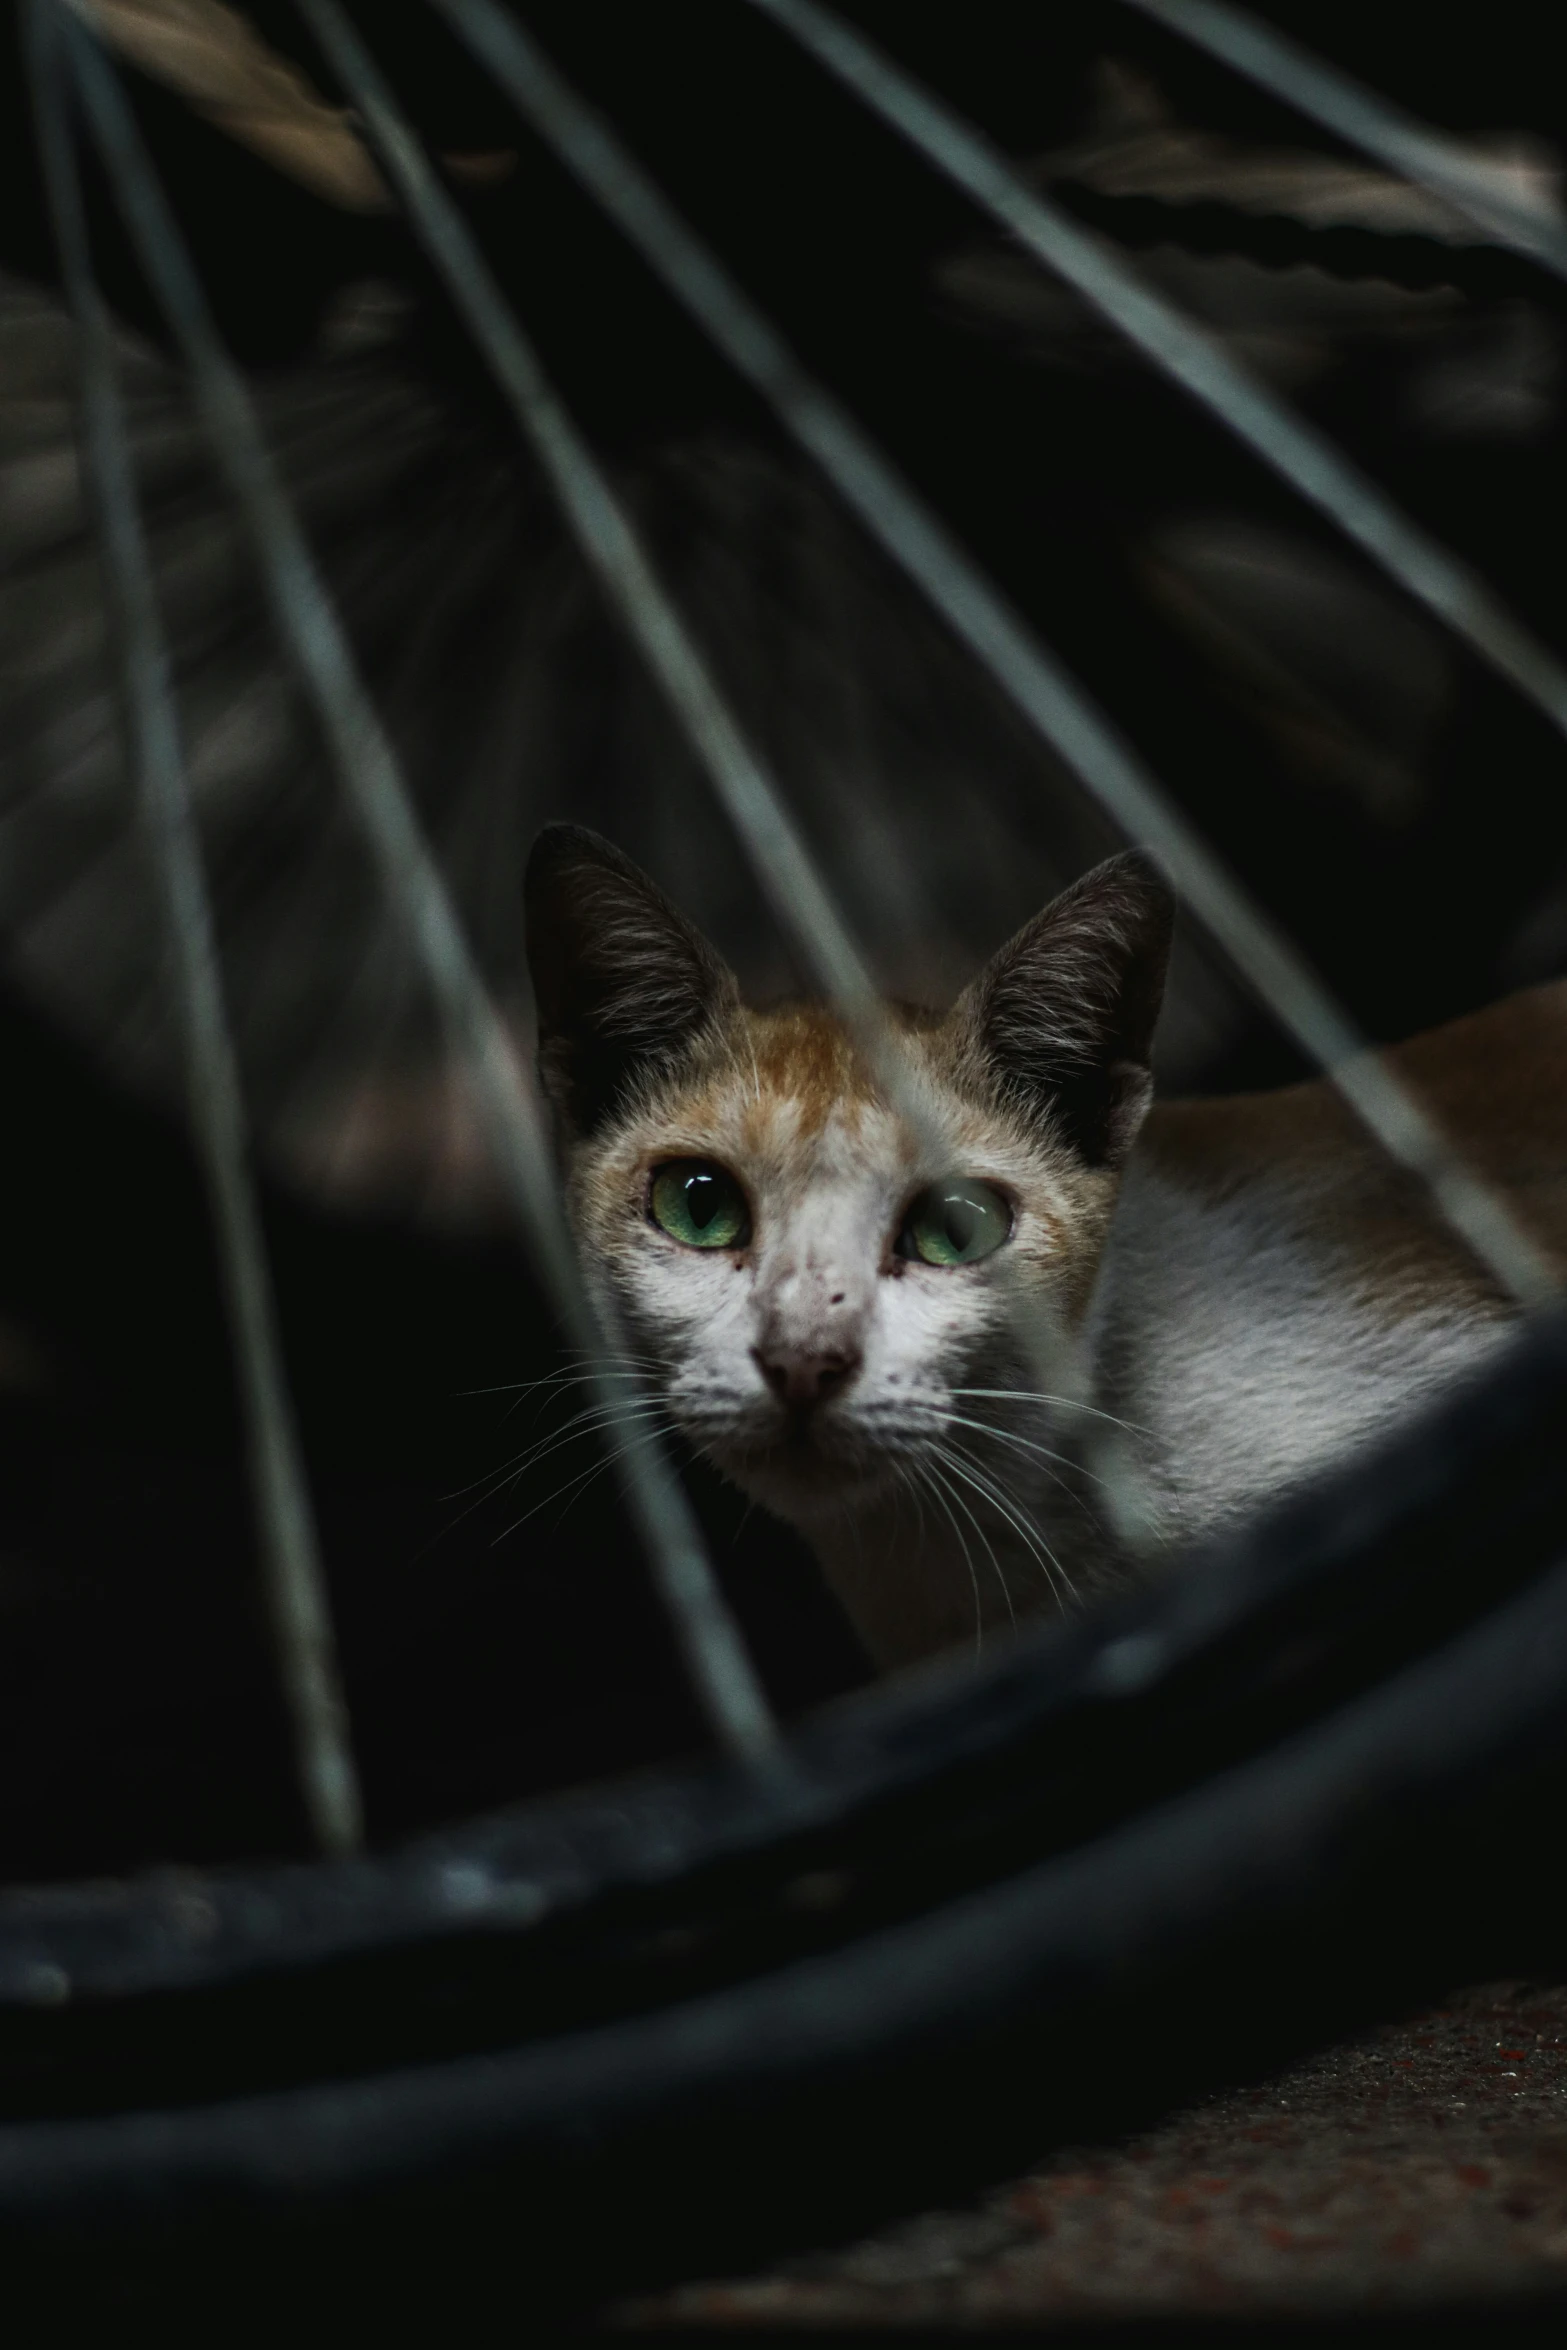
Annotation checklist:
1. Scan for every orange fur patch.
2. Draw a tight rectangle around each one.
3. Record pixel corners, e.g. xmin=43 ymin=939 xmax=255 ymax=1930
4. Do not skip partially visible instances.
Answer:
xmin=745 ymin=1006 xmax=878 ymax=1136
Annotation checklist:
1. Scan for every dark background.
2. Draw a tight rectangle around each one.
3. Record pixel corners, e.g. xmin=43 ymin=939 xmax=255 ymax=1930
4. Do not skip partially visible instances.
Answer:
xmin=1 ymin=0 xmax=1565 ymax=1880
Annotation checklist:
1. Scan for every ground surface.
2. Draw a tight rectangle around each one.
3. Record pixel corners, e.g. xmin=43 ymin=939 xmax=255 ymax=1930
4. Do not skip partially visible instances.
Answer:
xmin=619 ymin=1981 xmax=1567 ymax=2329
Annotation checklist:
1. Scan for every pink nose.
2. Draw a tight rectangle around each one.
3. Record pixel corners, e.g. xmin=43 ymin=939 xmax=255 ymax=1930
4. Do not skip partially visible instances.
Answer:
xmin=753 ymin=1344 xmax=861 ymax=1411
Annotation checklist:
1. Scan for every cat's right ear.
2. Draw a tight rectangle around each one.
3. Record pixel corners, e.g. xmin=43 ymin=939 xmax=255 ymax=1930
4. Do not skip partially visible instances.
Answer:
xmin=525 ymin=825 xmax=739 ymax=1138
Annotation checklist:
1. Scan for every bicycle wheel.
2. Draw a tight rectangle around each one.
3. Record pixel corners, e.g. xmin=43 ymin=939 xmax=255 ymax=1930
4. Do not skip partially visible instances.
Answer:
xmin=3 ymin=0 xmax=1567 ymax=2315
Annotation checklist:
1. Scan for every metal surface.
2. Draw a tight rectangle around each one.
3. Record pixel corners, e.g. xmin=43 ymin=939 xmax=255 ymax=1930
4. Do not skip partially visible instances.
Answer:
xmin=50 ymin=0 xmax=777 ymax=1763
xmin=1124 ymin=0 xmax=1567 ymax=283
xmin=27 ymin=0 xmax=363 ymax=1857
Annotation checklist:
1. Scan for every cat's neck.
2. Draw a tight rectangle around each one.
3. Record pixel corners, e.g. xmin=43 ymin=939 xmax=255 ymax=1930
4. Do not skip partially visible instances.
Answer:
xmin=805 ymin=1450 xmax=1123 ymax=1670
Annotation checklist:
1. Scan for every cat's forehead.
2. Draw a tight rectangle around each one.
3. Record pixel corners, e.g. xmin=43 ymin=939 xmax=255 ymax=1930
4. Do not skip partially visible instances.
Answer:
xmin=743 ymin=1005 xmax=884 ymax=1135
xmin=656 ymin=1003 xmax=894 ymax=1170
xmin=650 ymin=1002 xmax=1005 ymax=1178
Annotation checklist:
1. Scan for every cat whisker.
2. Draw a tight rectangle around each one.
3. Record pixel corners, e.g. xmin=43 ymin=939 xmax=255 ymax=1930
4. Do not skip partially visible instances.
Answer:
xmin=492 ymin=1398 xmax=670 ymax=1490
xmin=910 ymin=1457 xmax=984 ymax=1655
xmin=489 ymin=1393 xmax=667 ymax=1482
xmin=442 ymin=1397 xmax=669 ymax=1517
xmin=458 ymin=1357 xmax=670 ymax=1438
xmin=925 ymin=1456 xmax=1017 ymax=1636
xmin=432 ymin=1403 xmax=668 ymax=1549
xmin=509 ymin=1372 xmax=662 ymax=1438
xmin=965 ymin=1467 xmax=1069 ymax=1601
xmin=459 ymin=1355 xmax=661 ymax=1401
xmin=892 ymin=1459 xmax=931 ymax=1552
xmin=491 ymin=1416 xmax=676 ymax=1544
xmin=730 ymin=1497 xmax=757 ymax=1544
xmin=950 ymin=1388 xmax=1147 ymax=1439
xmin=935 ymin=1438 xmax=1079 ymax=1616
xmin=873 ymin=1457 xmax=915 ymax=1560
xmin=528 ymin=1359 xmax=672 ymax=1425
xmin=532 ymin=1420 xmax=683 ymax=1536
xmin=939 ymin=1410 xmax=1107 ymax=1499
xmin=940 ymin=1412 xmax=1077 ymax=1471
xmin=883 ymin=1461 xmax=912 ymax=1548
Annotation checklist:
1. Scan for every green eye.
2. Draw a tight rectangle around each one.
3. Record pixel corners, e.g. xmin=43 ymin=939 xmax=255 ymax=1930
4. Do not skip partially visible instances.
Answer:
xmin=649 ymin=1160 xmax=750 ymax=1250
xmin=898 ymin=1180 xmax=1012 ymax=1267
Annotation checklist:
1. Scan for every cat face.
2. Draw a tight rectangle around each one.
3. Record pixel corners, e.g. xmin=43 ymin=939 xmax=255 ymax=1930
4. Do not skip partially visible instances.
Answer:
xmin=525 ymin=826 xmax=1172 ymax=1555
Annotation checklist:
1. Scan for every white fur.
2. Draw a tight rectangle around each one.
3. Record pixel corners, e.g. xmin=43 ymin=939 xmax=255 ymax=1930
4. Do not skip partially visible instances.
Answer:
xmin=1089 ymin=1160 xmax=1512 ymax=1545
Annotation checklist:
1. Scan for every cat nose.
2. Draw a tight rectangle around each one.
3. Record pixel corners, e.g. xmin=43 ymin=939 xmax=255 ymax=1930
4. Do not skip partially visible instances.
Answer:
xmin=753 ymin=1342 xmax=861 ymax=1411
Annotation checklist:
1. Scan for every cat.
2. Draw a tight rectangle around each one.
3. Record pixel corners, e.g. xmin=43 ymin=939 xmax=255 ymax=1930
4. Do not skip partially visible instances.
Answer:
xmin=525 ymin=822 xmax=1567 ymax=1671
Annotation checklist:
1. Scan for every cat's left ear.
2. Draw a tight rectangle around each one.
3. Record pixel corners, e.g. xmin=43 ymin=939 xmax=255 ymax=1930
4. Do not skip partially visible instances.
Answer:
xmin=525 ymin=824 xmax=740 ymax=1138
xmin=951 ymin=850 xmax=1175 ymax=1167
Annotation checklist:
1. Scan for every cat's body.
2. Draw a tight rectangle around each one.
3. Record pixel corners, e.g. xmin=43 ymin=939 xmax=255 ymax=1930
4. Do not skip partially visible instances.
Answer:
xmin=1096 ymin=981 xmax=1567 ymax=1550
xmin=525 ymin=825 xmax=1567 ymax=1672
